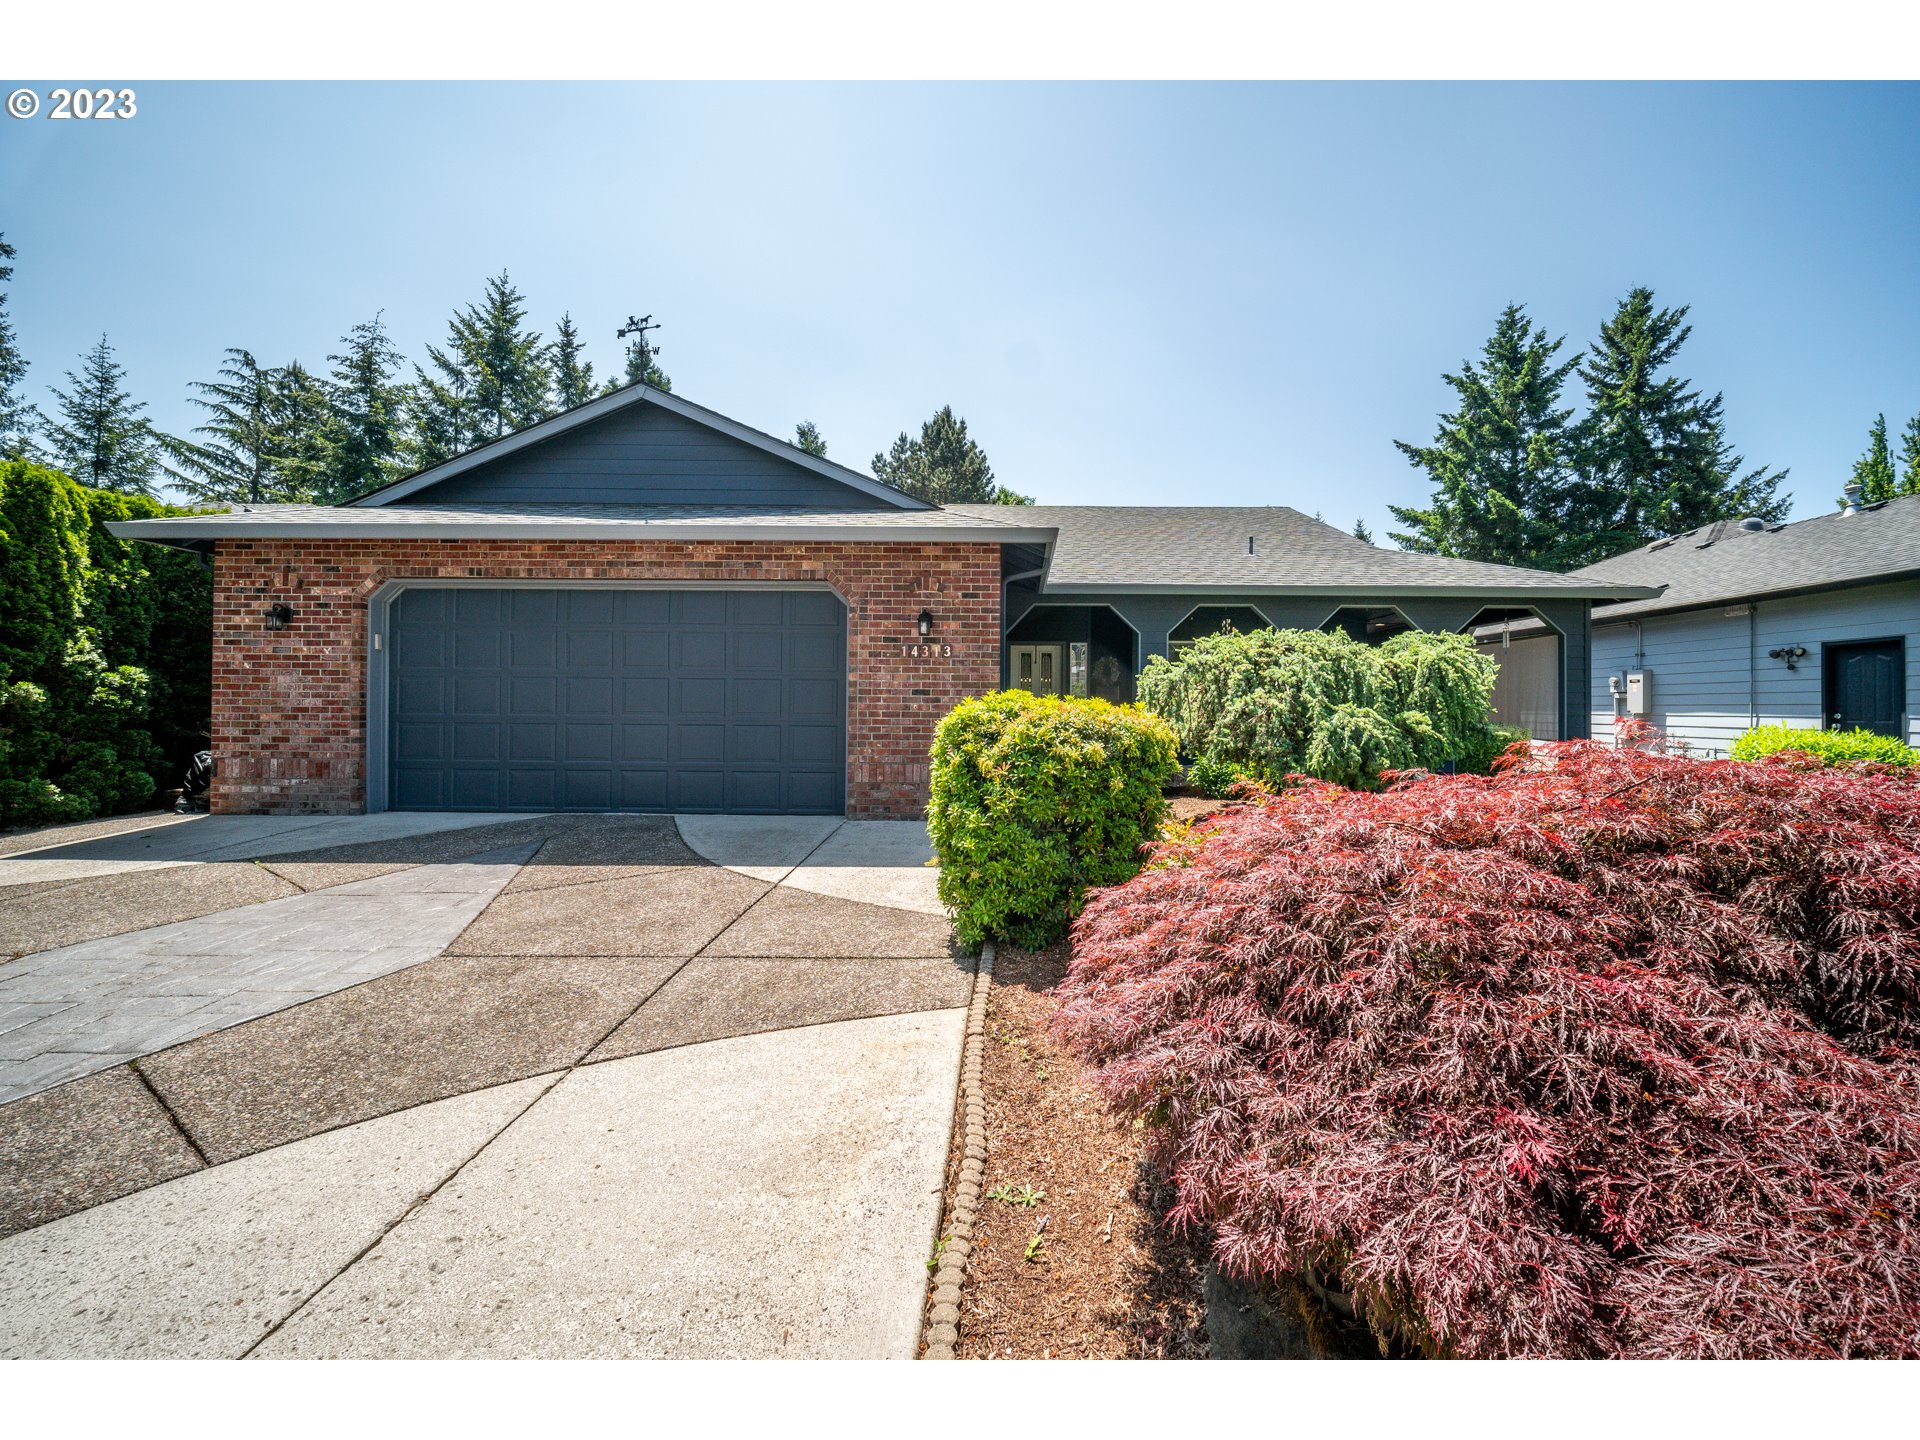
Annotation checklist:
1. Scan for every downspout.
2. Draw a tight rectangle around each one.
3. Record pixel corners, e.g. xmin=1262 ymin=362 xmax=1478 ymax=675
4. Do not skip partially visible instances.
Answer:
xmin=1000 ymin=566 xmax=1046 ymax=689
xmin=1749 ymin=603 xmax=1759 ymax=730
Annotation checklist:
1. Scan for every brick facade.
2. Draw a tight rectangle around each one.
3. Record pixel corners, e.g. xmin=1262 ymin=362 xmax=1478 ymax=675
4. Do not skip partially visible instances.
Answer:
xmin=210 ymin=539 xmax=1002 ymax=820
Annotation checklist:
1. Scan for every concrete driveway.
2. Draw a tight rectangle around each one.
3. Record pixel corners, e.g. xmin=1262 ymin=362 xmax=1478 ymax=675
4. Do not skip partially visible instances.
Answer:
xmin=0 ymin=811 xmax=969 ymax=1358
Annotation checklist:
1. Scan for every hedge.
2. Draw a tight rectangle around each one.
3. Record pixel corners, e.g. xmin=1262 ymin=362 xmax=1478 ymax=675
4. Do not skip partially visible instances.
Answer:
xmin=1731 ymin=722 xmax=1917 ymax=767
xmin=0 ymin=459 xmax=212 ymax=826
xmin=1053 ymin=737 xmax=1920 ymax=1358
xmin=1136 ymin=626 xmax=1503 ymax=789
xmin=928 ymin=689 xmax=1179 ymax=949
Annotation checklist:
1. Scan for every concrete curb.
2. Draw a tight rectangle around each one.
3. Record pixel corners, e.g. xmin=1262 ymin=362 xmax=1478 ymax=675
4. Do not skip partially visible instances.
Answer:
xmin=920 ymin=940 xmax=993 ymax=1359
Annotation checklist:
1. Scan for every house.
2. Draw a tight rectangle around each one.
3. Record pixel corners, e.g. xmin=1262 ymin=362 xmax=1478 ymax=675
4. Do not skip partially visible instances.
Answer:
xmin=109 ymin=384 xmax=1651 ymax=818
xmin=1569 ymin=491 xmax=1920 ymax=754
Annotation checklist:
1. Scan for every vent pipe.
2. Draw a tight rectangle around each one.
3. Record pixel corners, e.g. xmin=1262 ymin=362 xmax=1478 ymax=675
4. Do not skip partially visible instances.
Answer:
xmin=1842 ymin=482 xmax=1863 ymax=516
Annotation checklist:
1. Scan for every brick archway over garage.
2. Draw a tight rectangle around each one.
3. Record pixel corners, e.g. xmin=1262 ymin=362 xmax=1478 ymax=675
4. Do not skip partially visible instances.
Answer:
xmin=210 ymin=539 xmax=1002 ymax=820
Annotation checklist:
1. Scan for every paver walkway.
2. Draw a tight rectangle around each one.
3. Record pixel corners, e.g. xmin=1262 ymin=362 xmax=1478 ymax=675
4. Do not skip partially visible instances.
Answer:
xmin=0 ymin=811 xmax=968 ymax=1359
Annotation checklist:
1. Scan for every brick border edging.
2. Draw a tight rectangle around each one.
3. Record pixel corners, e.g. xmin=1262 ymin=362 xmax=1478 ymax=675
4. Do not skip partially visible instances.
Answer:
xmin=921 ymin=939 xmax=994 ymax=1359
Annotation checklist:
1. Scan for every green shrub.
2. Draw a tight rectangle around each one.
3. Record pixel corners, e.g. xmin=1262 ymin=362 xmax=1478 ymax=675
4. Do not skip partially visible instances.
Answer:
xmin=1136 ymin=626 xmax=1500 ymax=790
xmin=929 ymin=689 xmax=1179 ymax=949
xmin=0 ymin=459 xmax=211 ymax=827
xmin=1453 ymin=723 xmax=1531 ymax=776
xmin=1731 ymin=723 xmax=1918 ymax=768
xmin=1185 ymin=755 xmax=1244 ymax=799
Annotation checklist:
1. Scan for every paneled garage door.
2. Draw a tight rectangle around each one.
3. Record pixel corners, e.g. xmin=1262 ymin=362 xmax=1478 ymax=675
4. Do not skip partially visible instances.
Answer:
xmin=386 ymin=587 xmax=847 ymax=814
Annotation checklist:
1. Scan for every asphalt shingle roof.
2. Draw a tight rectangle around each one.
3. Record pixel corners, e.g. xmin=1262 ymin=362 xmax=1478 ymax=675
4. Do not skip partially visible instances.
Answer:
xmin=946 ymin=505 xmax=1644 ymax=596
xmin=1576 ymin=494 xmax=1920 ymax=620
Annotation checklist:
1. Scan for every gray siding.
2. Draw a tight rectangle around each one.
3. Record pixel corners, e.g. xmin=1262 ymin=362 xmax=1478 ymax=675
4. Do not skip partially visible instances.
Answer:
xmin=1590 ymin=577 xmax=1920 ymax=753
xmin=399 ymin=403 xmax=893 ymax=509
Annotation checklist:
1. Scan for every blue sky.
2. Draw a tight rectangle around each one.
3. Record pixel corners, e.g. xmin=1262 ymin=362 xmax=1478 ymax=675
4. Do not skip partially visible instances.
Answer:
xmin=3 ymin=81 xmax=1917 ymax=531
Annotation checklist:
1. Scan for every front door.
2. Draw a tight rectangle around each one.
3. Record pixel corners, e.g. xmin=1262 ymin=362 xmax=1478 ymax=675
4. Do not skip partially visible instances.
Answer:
xmin=1824 ymin=639 xmax=1906 ymax=738
xmin=1009 ymin=643 xmax=1064 ymax=696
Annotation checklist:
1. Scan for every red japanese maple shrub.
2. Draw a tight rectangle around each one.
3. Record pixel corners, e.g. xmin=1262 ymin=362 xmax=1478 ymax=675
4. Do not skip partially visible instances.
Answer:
xmin=1051 ymin=736 xmax=1920 ymax=1358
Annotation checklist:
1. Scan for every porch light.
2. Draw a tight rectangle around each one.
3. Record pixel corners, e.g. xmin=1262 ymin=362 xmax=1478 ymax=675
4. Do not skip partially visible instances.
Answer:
xmin=917 ymin=609 xmax=935 ymax=639
xmin=264 ymin=603 xmax=294 ymax=631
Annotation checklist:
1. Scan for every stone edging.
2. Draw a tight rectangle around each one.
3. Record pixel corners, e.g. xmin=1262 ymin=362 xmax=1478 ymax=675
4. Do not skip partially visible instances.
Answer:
xmin=921 ymin=939 xmax=994 ymax=1359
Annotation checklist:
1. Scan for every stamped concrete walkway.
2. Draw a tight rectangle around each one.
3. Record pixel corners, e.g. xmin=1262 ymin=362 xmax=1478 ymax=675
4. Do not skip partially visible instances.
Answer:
xmin=0 ymin=812 xmax=968 ymax=1359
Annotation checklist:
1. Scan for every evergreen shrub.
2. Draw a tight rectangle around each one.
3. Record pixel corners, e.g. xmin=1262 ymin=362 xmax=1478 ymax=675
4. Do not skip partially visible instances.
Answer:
xmin=1136 ymin=626 xmax=1502 ymax=789
xmin=929 ymin=689 xmax=1178 ymax=949
xmin=0 ymin=459 xmax=211 ymax=826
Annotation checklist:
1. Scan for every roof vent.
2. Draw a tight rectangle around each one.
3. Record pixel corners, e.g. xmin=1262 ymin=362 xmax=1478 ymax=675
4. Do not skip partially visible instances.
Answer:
xmin=1737 ymin=516 xmax=1766 ymax=532
xmin=1842 ymin=482 xmax=1863 ymax=516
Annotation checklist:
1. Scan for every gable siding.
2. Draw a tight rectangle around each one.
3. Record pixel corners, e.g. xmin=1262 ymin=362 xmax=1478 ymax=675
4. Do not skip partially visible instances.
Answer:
xmin=1590 ymin=577 xmax=1920 ymax=753
xmin=398 ymin=403 xmax=893 ymax=509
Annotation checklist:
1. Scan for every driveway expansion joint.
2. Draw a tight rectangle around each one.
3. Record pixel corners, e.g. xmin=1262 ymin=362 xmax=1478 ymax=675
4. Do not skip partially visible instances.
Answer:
xmin=128 ymin=1060 xmax=210 ymax=1167
xmin=922 ymin=940 xmax=994 ymax=1359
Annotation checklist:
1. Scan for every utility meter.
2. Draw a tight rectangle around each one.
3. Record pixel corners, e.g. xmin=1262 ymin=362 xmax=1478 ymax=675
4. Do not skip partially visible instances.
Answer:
xmin=1624 ymin=670 xmax=1650 ymax=717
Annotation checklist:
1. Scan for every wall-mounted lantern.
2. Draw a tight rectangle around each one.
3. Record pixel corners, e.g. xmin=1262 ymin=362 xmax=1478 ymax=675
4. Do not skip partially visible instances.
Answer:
xmin=264 ymin=603 xmax=294 ymax=631
xmin=917 ymin=609 xmax=935 ymax=639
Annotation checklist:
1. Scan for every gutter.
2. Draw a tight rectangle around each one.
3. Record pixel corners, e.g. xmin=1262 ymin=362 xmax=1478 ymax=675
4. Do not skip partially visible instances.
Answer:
xmin=104 ymin=518 xmax=1060 ymax=549
xmin=1041 ymin=581 xmax=1659 ymax=602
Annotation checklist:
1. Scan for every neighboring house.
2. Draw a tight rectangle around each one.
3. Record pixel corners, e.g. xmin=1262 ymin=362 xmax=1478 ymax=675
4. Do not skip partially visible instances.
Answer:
xmin=111 ymin=384 xmax=1649 ymax=818
xmin=1569 ymin=493 xmax=1920 ymax=754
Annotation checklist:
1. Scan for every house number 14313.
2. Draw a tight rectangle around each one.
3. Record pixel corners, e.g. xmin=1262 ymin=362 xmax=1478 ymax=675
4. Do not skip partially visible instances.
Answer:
xmin=900 ymin=642 xmax=953 ymax=658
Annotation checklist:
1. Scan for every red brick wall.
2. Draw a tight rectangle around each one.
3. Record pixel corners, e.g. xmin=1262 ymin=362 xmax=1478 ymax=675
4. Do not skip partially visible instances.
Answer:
xmin=210 ymin=539 xmax=1002 ymax=820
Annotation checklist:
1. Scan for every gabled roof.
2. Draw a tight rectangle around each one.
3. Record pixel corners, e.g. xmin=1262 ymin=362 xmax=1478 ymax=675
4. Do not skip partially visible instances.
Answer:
xmin=350 ymin=382 xmax=933 ymax=511
xmin=1576 ymin=493 xmax=1920 ymax=620
xmin=949 ymin=505 xmax=1653 ymax=599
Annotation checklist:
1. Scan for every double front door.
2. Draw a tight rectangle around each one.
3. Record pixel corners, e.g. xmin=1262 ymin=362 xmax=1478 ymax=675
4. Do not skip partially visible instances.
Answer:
xmin=1009 ymin=643 xmax=1063 ymax=696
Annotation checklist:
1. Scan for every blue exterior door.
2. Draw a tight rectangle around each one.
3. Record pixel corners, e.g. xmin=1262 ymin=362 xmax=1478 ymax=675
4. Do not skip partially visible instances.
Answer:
xmin=386 ymin=587 xmax=846 ymax=814
xmin=1824 ymin=638 xmax=1906 ymax=738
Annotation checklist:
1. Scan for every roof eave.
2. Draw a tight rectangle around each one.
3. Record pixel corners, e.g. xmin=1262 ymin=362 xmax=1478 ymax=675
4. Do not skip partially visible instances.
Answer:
xmin=104 ymin=518 xmax=1054 ymax=545
xmin=1037 ymin=581 xmax=1659 ymax=601
xmin=1591 ymin=566 xmax=1920 ymax=622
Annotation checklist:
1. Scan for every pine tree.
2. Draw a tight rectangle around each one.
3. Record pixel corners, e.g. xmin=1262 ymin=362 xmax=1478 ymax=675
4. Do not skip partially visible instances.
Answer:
xmin=871 ymin=406 xmax=998 ymax=504
xmin=0 ymin=233 xmax=34 ymax=458
xmin=1353 ymin=518 xmax=1374 ymax=544
xmin=323 ymin=313 xmax=407 ymax=502
xmin=550 ymin=313 xmax=596 ymax=411
xmin=1846 ymin=413 xmax=1897 ymax=506
xmin=1387 ymin=304 xmax=1580 ymax=567
xmin=794 ymin=420 xmax=827 ymax=457
xmin=1562 ymin=288 xmax=1786 ymax=565
xmin=1898 ymin=412 xmax=1920 ymax=497
xmin=611 ymin=334 xmax=670 ymax=393
xmin=408 ymin=272 xmax=552 ymax=459
xmin=268 ymin=361 xmax=337 ymax=499
xmin=162 ymin=348 xmax=281 ymax=504
xmin=43 ymin=335 xmax=168 ymax=496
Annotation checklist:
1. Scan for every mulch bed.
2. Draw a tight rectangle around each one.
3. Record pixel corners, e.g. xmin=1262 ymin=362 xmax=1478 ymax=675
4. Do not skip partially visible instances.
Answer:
xmin=934 ymin=941 xmax=1210 ymax=1359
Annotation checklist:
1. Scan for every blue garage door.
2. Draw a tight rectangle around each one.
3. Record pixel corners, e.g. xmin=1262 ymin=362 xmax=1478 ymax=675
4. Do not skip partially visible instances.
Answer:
xmin=387 ymin=587 xmax=846 ymax=814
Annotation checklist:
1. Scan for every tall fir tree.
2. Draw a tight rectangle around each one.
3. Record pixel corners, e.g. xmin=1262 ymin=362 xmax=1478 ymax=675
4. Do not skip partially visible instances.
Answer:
xmin=549 ymin=313 xmax=596 ymax=411
xmin=408 ymin=272 xmax=553 ymax=460
xmin=609 ymin=330 xmax=671 ymax=393
xmin=162 ymin=347 xmax=281 ymax=504
xmin=1561 ymin=288 xmax=1787 ymax=566
xmin=0 ymin=232 xmax=34 ymax=458
xmin=268 ymin=361 xmax=337 ymax=498
xmin=794 ymin=420 xmax=827 ymax=457
xmin=323 ymin=313 xmax=407 ymax=501
xmin=1387 ymin=304 xmax=1580 ymax=566
xmin=1353 ymin=518 xmax=1374 ymax=544
xmin=1847 ymin=413 xmax=1897 ymax=505
xmin=871 ymin=406 xmax=999 ymax=504
xmin=42 ymin=335 xmax=169 ymax=496
xmin=1898 ymin=412 xmax=1920 ymax=497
